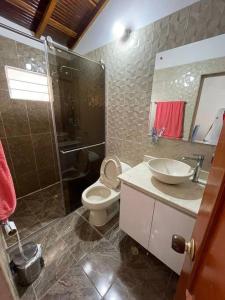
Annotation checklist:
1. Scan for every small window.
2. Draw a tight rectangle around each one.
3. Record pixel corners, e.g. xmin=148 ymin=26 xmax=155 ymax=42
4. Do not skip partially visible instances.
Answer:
xmin=5 ymin=66 xmax=49 ymax=101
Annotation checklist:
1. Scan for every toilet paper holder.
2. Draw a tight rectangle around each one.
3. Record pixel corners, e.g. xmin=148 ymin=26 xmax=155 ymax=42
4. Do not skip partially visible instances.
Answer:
xmin=1 ymin=220 xmax=17 ymax=236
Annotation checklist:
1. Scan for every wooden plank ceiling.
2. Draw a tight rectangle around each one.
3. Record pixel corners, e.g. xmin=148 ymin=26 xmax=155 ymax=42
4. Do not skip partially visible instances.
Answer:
xmin=0 ymin=0 xmax=109 ymax=48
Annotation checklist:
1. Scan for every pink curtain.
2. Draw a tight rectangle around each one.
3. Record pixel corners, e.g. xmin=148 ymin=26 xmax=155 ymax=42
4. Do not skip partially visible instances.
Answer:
xmin=0 ymin=141 xmax=16 ymax=222
xmin=154 ymin=101 xmax=185 ymax=139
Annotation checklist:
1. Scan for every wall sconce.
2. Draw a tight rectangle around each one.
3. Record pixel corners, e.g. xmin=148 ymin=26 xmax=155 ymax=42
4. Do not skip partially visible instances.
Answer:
xmin=112 ymin=22 xmax=132 ymax=42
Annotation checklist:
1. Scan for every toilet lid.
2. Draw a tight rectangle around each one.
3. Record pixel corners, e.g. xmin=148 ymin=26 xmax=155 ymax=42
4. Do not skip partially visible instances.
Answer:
xmin=100 ymin=156 xmax=122 ymax=189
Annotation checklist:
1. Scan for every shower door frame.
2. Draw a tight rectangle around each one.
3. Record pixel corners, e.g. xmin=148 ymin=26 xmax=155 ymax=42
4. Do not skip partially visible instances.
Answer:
xmin=0 ymin=23 xmax=65 ymax=212
xmin=44 ymin=38 xmax=106 ymax=212
xmin=0 ymin=20 xmax=106 ymax=214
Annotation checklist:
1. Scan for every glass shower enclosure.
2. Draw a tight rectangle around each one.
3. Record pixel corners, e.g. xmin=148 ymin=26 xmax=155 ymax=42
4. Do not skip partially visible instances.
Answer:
xmin=46 ymin=43 xmax=105 ymax=213
xmin=0 ymin=21 xmax=105 ymax=248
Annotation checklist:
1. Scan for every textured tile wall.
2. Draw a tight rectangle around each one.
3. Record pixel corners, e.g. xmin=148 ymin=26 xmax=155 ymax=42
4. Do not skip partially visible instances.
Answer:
xmin=86 ymin=0 xmax=225 ymax=171
xmin=0 ymin=36 xmax=59 ymax=197
xmin=151 ymin=57 xmax=225 ymax=140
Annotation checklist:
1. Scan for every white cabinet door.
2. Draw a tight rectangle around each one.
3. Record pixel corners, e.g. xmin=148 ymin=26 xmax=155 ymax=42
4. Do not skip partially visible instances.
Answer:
xmin=119 ymin=183 xmax=155 ymax=250
xmin=149 ymin=201 xmax=195 ymax=274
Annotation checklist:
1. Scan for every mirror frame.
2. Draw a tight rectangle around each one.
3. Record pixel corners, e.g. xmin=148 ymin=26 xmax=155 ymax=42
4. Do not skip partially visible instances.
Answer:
xmin=189 ymin=71 xmax=225 ymax=144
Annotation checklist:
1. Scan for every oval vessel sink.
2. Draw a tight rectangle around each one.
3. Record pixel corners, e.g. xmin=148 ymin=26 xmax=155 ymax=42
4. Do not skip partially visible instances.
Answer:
xmin=148 ymin=158 xmax=193 ymax=184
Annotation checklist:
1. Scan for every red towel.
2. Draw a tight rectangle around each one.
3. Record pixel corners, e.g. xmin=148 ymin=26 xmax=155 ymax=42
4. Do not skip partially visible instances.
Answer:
xmin=154 ymin=101 xmax=185 ymax=139
xmin=0 ymin=141 xmax=16 ymax=222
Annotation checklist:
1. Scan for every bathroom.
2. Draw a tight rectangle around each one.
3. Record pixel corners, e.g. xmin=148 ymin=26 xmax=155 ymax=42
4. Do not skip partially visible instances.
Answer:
xmin=0 ymin=0 xmax=225 ymax=299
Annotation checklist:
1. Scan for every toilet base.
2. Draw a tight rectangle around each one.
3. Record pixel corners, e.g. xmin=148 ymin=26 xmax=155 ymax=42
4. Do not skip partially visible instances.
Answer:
xmin=89 ymin=202 xmax=119 ymax=227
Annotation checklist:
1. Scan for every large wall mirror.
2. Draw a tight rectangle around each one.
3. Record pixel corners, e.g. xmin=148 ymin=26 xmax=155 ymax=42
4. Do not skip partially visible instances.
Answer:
xmin=149 ymin=34 xmax=225 ymax=146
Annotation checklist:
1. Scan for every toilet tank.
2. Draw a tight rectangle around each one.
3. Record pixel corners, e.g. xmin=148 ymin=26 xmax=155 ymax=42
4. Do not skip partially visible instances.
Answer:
xmin=120 ymin=162 xmax=132 ymax=174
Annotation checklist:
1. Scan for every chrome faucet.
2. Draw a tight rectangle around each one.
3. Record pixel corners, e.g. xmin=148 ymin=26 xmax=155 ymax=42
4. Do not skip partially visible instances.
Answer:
xmin=181 ymin=154 xmax=205 ymax=183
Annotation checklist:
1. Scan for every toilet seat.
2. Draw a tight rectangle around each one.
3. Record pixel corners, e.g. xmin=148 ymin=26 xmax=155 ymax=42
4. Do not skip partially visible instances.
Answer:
xmin=100 ymin=156 xmax=122 ymax=190
xmin=82 ymin=180 xmax=120 ymax=210
xmin=81 ymin=156 xmax=131 ymax=226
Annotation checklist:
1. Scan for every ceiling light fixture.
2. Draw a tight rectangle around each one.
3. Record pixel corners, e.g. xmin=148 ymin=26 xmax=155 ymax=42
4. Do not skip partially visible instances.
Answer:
xmin=112 ymin=22 xmax=126 ymax=40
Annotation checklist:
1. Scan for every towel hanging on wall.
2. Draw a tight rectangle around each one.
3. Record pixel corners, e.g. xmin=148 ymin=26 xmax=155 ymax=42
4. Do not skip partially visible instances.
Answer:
xmin=0 ymin=141 xmax=17 ymax=222
xmin=154 ymin=101 xmax=185 ymax=139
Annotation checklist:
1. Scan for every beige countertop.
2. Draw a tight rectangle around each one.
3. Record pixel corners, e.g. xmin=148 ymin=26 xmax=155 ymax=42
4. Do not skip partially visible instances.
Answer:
xmin=118 ymin=162 xmax=206 ymax=218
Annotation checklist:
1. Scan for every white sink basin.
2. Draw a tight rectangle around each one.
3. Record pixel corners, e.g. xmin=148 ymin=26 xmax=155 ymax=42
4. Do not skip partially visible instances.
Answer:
xmin=148 ymin=158 xmax=193 ymax=184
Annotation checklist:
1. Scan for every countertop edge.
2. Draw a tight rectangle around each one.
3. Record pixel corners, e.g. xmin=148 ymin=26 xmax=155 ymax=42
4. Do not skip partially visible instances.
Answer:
xmin=120 ymin=179 xmax=197 ymax=218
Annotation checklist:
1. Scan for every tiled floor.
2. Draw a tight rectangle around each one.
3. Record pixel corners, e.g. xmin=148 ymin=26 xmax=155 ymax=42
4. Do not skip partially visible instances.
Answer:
xmin=4 ymin=183 xmax=65 ymax=247
xmin=10 ymin=206 xmax=178 ymax=300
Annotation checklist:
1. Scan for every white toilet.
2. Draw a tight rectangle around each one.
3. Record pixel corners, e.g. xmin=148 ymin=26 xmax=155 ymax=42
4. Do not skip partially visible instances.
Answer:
xmin=82 ymin=155 xmax=131 ymax=226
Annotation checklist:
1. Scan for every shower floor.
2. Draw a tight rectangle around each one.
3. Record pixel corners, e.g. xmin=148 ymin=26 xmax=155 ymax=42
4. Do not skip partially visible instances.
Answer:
xmin=4 ymin=183 xmax=65 ymax=248
xmin=10 ymin=206 xmax=178 ymax=300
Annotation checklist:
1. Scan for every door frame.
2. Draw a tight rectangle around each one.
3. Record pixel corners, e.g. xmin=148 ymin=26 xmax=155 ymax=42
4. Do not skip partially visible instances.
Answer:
xmin=189 ymin=71 xmax=225 ymax=142
xmin=175 ymin=121 xmax=225 ymax=299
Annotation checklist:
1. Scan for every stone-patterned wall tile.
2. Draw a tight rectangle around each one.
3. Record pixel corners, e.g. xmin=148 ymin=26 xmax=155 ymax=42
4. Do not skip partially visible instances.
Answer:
xmin=185 ymin=0 xmax=225 ymax=44
xmin=86 ymin=0 xmax=225 ymax=171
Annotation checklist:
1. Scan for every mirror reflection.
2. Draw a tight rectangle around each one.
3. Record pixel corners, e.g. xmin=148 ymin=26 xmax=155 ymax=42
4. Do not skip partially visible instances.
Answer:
xmin=150 ymin=34 xmax=225 ymax=145
xmin=192 ymin=74 xmax=225 ymax=145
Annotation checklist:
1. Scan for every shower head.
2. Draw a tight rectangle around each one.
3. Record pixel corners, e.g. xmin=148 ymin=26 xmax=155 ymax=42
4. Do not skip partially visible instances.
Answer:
xmin=51 ymin=65 xmax=80 ymax=77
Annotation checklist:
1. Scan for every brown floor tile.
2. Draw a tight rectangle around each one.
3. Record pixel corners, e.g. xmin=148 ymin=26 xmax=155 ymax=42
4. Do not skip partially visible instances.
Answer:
xmin=53 ymin=211 xmax=87 ymax=238
xmin=115 ymin=231 xmax=175 ymax=297
xmin=5 ymin=184 xmax=64 ymax=247
xmin=80 ymin=226 xmax=176 ymax=299
xmin=103 ymin=279 xmax=136 ymax=300
xmin=42 ymin=264 xmax=101 ymax=300
xmin=9 ymin=209 xmax=177 ymax=300
xmin=25 ymin=186 xmax=64 ymax=228
xmin=165 ymin=272 xmax=179 ymax=300
xmin=104 ymin=278 xmax=163 ymax=300
xmin=61 ymin=215 xmax=103 ymax=262
xmin=95 ymin=213 xmax=119 ymax=236
xmin=76 ymin=205 xmax=88 ymax=218
xmin=76 ymin=205 xmax=119 ymax=236
xmin=30 ymin=228 xmax=76 ymax=299
xmin=105 ymin=225 xmax=128 ymax=249
xmin=79 ymin=239 xmax=122 ymax=297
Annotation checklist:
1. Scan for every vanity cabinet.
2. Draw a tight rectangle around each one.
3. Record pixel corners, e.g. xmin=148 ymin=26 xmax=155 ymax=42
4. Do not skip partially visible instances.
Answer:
xmin=148 ymin=200 xmax=195 ymax=274
xmin=119 ymin=183 xmax=196 ymax=274
xmin=119 ymin=183 xmax=155 ymax=249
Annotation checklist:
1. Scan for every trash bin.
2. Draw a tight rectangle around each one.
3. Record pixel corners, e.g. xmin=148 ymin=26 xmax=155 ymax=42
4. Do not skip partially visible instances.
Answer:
xmin=11 ymin=242 xmax=44 ymax=286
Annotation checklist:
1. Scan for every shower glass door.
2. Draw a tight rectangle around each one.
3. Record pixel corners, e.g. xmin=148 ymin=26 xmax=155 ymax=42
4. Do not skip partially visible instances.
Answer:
xmin=46 ymin=43 xmax=105 ymax=213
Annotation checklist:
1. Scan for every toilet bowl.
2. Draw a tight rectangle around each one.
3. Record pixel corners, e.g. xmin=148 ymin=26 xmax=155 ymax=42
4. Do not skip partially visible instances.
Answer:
xmin=82 ymin=156 xmax=131 ymax=226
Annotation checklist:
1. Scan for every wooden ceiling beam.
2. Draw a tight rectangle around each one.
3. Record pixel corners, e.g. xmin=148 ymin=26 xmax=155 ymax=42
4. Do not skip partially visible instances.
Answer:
xmin=48 ymin=19 xmax=77 ymax=38
xmin=6 ymin=0 xmax=108 ymax=49
xmin=6 ymin=0 xmax=77 ymax=38
xmin=69 ymin=0 xmax=110 ymax=49
xmin=88 ymin=0 xmax=97 ymax=7
xmin=35 ymin=0 xmax=58 ymax=38
xmin=6 ymin=0 xmax=36 ymax=15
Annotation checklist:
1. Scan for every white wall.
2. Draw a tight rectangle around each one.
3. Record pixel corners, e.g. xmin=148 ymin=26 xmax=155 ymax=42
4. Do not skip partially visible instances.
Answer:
xmin=155 ymin=34 xmax=225 ymax=70
xmin=75 ymin=0 xmax=199 ymax=54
